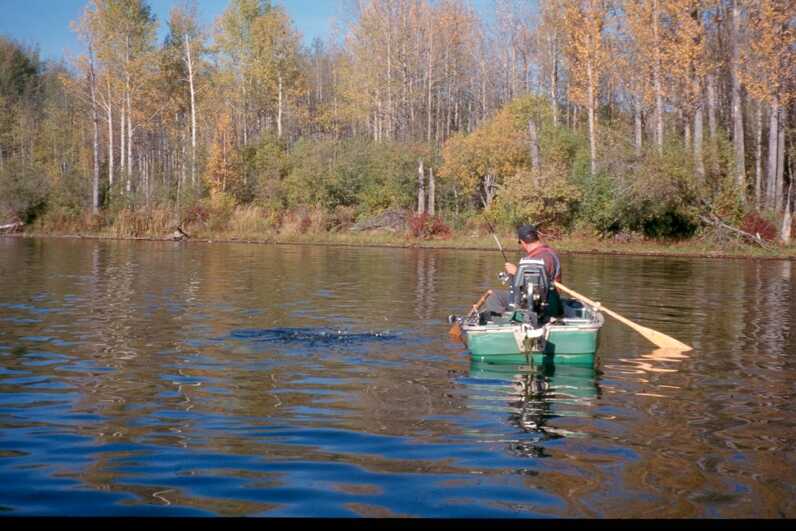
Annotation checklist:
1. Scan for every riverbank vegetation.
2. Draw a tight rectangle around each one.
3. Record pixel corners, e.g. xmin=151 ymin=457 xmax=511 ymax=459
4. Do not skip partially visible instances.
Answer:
xmin=0 ymin=0 xmax=793 ymax=256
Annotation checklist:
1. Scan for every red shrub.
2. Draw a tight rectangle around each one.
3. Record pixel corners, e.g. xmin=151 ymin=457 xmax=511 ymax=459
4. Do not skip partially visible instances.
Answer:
xmin=299 ymin=214 xmax=312 ymax=234
xmin=182 ymin=205 xmax=209 ymax=225
xmin=740 ymin=212 xmax=777 ymax=242
xmin=408 ymin=213 xmax=452 ymax=239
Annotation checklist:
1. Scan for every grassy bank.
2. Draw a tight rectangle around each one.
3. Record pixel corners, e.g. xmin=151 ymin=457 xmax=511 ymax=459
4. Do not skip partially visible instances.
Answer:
xmin=12 ymin=207 xmax=796 ymax=260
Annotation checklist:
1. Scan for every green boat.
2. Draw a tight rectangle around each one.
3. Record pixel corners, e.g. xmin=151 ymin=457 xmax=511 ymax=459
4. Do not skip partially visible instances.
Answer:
xmin=455 ymin=257 xmax=605 ymax=365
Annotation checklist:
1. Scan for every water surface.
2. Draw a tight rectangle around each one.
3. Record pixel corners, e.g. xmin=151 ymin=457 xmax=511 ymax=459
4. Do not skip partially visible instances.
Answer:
xmin=0 ymin=237 xmax=793 ymax=517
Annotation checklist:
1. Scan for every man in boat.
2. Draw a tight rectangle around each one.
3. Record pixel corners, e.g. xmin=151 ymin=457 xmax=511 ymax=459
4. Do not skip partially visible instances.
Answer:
xmin=480 ymin=224 xmax=563 ymax=324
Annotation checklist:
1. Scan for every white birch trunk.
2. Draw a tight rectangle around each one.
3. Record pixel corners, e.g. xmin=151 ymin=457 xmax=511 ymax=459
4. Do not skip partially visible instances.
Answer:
xmin=781 ymin=182 xmax=792 ymax=244
xmin=241 ymin=81 xmax=248 ymax=146
xmin=89 ymin=45 xmax=100 ymax=214
xmin=277 ymin=73 xmax=283 ymax=139
xmin=694 ymin=104 xmax=705 ymax=182
xmin=731 ymin=0 xmax=746 ymax=191
xmin=653 ymin=0 xmax=664 ymax=152
xmin=428 ymin=167 xmax=435 ymax=217
xmin=634 ymin=96 xmax=643 ymax=156
xmin=550 ymin=33 xmax=559 ymax=127
xmin=106 ymin=80 xmax=114 ymax=189
xmin=755 ymin=102 xmax=763 ymax=207
xmin=427 ymin=17 xmax=433 ymax=143
xmin=120 ymin=100 xmax=126 ymax=181
xmin=767 ymin=97 xmax=779 ymax=208
xmin=417 ymin=159 xmax=426 ymax=215
xmin=126 ymin=86 xmax=133 ymax=194
xmin=776 ymin=106 xmax=785 ymax=210
xmin=528 ymin=118 xmax=541 ymax=173
xmin=707 ymin=74 xmax=719 ymax=174
xmin=386 ymin=23 xmax=393 ymax=141
xmin=185 ymin=34 xmax=197 ymax=187
xmin=587 ymin=59 xmax=597 ymax=177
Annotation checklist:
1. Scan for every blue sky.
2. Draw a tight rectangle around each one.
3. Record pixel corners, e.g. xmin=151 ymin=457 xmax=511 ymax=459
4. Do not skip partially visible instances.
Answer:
xmin=0 ymin=0 xmax=352 ymax=61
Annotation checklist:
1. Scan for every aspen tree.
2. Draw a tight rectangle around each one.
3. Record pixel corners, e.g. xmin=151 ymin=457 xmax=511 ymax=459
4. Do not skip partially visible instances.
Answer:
xmin=538 ymin=0 xmax=566 ymax=126
xmin=660 ymin=0 xmax=714 ymax=184
xmin=166 ymin=2 xmax=206 ymax=187
xmin=730 ymin=0 xmax=747 ymax=192
xmin=216 ymin=0 xmax=272 ymax=146
xmin=563 ymin=0 xmax=609 ymax=177
xmin=741 ymin=0 xmax=795 ymax=210
xmin=251 ymin=7 xmax=303 ymax=140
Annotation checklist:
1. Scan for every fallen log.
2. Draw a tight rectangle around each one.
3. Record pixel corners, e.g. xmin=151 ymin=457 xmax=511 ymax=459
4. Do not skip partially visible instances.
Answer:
xmin=0 ymin=221 xmax=23 ymax=233
xmin=699 ymin=214 xmax=773 ymax=250
xmin=172 ymin=226 xmax=190 ymax=241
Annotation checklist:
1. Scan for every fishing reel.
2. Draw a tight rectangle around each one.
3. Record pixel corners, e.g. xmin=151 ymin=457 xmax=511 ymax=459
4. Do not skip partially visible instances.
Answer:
xmin=497 ymin=271 xmax=512 ymax=286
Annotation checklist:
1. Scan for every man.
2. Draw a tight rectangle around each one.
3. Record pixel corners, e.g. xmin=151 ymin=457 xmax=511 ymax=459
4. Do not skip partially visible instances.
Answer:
xmin=481 ymin=224 xmax=562 ymax=321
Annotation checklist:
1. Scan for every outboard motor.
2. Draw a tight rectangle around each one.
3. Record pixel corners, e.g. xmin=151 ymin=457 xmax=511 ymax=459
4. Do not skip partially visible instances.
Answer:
xmin=508 ymin=258 xmax=550 ymax=316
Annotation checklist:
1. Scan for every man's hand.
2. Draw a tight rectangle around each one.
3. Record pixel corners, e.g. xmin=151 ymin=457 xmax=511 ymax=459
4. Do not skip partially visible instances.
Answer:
xmin=504 ymin=262 xmax=517 ymax=276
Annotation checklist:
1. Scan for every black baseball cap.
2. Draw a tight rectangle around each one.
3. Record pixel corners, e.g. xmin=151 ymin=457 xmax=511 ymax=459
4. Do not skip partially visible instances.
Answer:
xmin=517 ymin=224 xmax=539 ymax=242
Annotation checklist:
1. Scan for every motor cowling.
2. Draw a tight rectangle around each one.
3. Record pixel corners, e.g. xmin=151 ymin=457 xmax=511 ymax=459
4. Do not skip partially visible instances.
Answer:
xmin=508 ymin=258 xmax=550 ymax=314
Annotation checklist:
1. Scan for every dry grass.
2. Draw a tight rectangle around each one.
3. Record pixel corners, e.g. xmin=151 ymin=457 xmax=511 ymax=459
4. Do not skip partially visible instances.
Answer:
xmin=215 ymin=205 xmax=278 ymax=240
xmin=108 ymin=208 xmax=176 ymax=238
xmin=278 ymin=207 xmax=329 ymax=237
xmin=21 ymin=205 xmax=796 ymax=259
xmin=33 ymin=208 xmax=104 ymax=234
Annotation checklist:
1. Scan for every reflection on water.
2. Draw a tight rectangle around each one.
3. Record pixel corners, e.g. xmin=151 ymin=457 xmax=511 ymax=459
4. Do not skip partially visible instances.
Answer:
xmin=467 ymin=361 xmax=600 ymax=458
xmin=0 ymin=238 xmax=794 ymax=517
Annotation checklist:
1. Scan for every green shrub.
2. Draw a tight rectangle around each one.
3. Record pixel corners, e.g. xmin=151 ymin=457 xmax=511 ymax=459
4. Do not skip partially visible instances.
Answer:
xmin=576 ymin=171 xmax=623 ymax=235
xmin=619 ymin=143 xmax=702 ymax=239
xmin=0 ymin=160 xmax=48 ymax=223
xmin=491 ymin=169 xmax=582 ymax=229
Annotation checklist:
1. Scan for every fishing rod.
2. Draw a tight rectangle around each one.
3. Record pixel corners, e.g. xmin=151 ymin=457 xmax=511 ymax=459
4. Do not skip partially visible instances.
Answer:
xmin=485 ymin=221 xmax=509 ymax=263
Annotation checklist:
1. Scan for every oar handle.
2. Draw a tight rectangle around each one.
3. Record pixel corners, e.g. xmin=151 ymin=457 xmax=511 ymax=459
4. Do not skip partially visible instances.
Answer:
xmin=470 ymin=289 xmax=493 ymax=316
xmin=554 ymin=281 xmax=692 ymax=351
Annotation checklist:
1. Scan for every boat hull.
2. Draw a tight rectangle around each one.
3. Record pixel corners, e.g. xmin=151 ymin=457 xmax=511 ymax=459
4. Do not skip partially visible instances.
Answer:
xmin=461 ymin=300 xmax=604 ymax=365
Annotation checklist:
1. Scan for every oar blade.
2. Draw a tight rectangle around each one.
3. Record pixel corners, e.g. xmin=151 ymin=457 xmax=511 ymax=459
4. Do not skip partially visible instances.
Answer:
xmin=449 ymin=321 xmax=462 ymax=339
xmin=638 ymin=325 xmax=693 ymax=352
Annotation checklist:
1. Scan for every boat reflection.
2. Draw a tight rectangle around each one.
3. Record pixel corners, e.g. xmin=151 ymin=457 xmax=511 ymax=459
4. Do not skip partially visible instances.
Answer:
xmin=467 ymin=360 xmax=601 ymax=458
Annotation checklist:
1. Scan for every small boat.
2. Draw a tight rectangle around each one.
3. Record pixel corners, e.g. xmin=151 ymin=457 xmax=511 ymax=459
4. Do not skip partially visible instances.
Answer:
xmin=456 ymin=257 xmax=604 ymax=365
xmin=461 ymin=298 xmax=604 ymax=365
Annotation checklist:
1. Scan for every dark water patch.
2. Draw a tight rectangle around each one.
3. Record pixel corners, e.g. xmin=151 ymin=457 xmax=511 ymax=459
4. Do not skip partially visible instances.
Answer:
xmin=229 ymin=327 xmax=402 ymax=348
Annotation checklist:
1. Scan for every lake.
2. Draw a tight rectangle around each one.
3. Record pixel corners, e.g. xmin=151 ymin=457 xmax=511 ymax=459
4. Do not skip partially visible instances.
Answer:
xmin=0 ymin=237 xmax=793 ymax=517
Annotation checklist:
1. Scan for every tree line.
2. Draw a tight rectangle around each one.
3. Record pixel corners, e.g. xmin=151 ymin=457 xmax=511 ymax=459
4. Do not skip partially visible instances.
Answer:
xmin=0 ymin=0 xmax=793 ymax=242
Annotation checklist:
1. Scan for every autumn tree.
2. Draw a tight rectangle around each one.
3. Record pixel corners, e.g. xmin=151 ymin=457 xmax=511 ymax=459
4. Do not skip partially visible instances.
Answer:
xmin=163 ymin=1 xmax=207 ymax=188
xmin=741 ymin=0 xmax=795 ymax=211
xmin=251 ymin=6 xmax=304 ymax=139
xmin=215 ymin=0 xmax=272 ymax=146
xmin=624 ymin=0 xmax=665 ymax=152
xmin=563 ymin=0 xmax=609 ymax=177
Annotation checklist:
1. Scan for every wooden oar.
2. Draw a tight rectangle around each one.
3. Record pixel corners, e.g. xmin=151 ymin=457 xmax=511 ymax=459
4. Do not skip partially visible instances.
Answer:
xmin=449 ymin=289 xmax=492 ymax=339
xmin=554 ymin=281 xmax=692 ymax=352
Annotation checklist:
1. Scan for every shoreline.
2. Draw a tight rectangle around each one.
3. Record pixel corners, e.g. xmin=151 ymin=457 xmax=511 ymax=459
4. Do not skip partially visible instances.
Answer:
xmin=5 ymin=231 xmax=795 ymax=261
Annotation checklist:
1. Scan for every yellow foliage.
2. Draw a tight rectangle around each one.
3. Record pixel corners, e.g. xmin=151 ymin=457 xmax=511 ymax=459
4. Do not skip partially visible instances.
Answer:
xmin=204 ymin=112 xmax=241 ymax=194
xmin=741 ymin=0 xmax=796 ymax=106
xmin=438 ymin=105 xmax=529 ymax=201
xmin=563 ymin=0 xmax=608 ymax=108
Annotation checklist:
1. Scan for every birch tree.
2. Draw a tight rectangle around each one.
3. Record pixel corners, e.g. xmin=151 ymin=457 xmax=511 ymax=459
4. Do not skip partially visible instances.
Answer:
xmin=563 ymin=0 xmax=609 ymax=177
xmin=166 ymin=1 xmax=206 ymax=187
xmin=251 ymin=6 xmax=304 ymax=139
xmin=741 ymin=0 xmax=795 ymax=210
